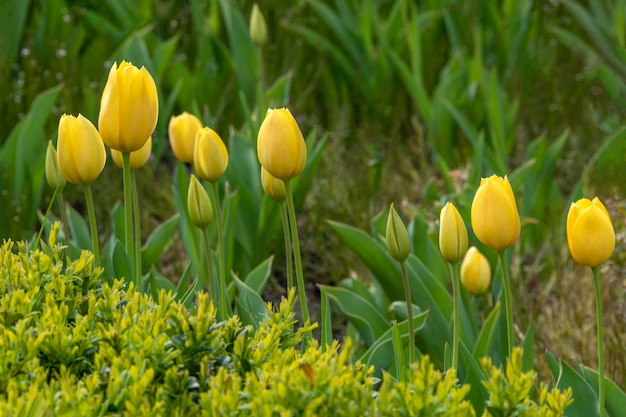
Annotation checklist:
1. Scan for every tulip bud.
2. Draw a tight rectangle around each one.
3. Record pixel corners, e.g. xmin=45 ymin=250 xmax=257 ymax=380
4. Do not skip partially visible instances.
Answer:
xmin=45 ymin=140 xmax=66 ymax=189
xmin=567 ymin=197 xmax=615 ymax=267
xmin=98 ymin=61 xmax=159 ymax=152
xmin=249 ymin=3 xmax=268 ymax=46
xmin=257 ymin=108 xmax=307 ymax=180
xmin=386 ymin=204 xmax=410 ymax=263
xmin=470 ymin=175 xmax=520 ymax=251
xmin=439 ymin=201 xmax=468 ymax=263
xmin=57 ymin=114 xmax=106 ymax=185
xmin=169 ymin=112 xmax=202 ymax=163
xmin=194 ymin=127 xmax=229 ymax=182
xmin=261 ymin=166 xmax=286 ymax=202
xmin=110 ymin=136 xmax=152 ymax=170
xmin=187 ymin=175 xmax=213 ymax=229
xmin=460 ymin=247 xmax=491 ymax=294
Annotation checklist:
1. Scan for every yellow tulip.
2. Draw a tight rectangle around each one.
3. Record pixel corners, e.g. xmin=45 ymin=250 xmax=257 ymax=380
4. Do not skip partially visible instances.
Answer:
xmin=98 ymin=61 xmax=159 ymax=152
xmin=45 ymin=140 xmax=66 ymax=189
xmin=257 ymin=108 xmax=307 ymax=180
xmin=57 ymin=114 xmax=106 ymax=185
xmin=169 ymin=112 xmax=202 ymax=163
xmin=567 ymin=197 xmax=615 ymax=267
xmin=470 ymin=175 xmax=520 ymax=251
xmin=386 ymin=204 xmax=410 ymax=263
xmin=439 ymin=201 xmax=468 ymax=263
xmin=194 ymin=127 xmax=229 ymax=182
xmin=460 ymin=247 xmax=491 ymax=295
xmin=187 ymin=175 xmax=213 ymax=229
xmin=261 ymin=166 xmax=286 ymax=202
xmin=249 ymin=3 xmax=268 ymax=46
xmin=110 ymin=136 xmax=152 ymax=169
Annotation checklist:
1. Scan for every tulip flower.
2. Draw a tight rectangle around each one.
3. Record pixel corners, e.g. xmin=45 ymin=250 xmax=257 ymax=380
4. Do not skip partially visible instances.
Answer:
xmin=461 ymin=247 xmax=491 ymax=295
xmin=261 ymin=166 xmax=286 ymax=202
xmin=98 ymin=61 xmax=158 ymax=152
xmin=439 ymin=202 xmax=468 ymax=263
xmin=194 ymin=127 xmax=229 ymax=183
xmin=45 ymin=140 xmax=66 ymax=189
xmin=257 ymin=108 xmax=307 ymax=181
xmin=169 ymin=112 xmax=202 ymax=163
xmin=57 ymin=114 xmax=106 ymax=185
xmin=188 ymin=175 xmax=213 ymax=229
xmin=250 ymin=3 xmax=268 ymax=46
xmin=567 ymin=197 xmax=615 ymax=267
xmin=110 ymin=137 xmax=152 ymax=170
xmin=470 ymin=175 xmax=520 ymax=251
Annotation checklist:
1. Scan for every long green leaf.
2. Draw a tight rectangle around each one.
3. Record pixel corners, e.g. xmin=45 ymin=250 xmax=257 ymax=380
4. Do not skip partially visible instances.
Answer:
xmin=141 ymin=214 xmax=180 ymax=274
xmin=233 ymin=274 xmax=268 ymax=328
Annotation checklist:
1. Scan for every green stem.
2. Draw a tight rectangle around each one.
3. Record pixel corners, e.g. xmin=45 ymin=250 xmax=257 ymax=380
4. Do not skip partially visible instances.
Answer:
xmin=591 ymin=266 xmax=605 ymax=417
xmin=498 ymin=250 xmax=514 ymax=358
xmin=211 ymin=182 xmax=229 ymax=319
xmin=279 ymin=201 xmax=294 ymax=291
xmin=451 ymin=261 xmax=460 ymax=371
xmin=84 ymin=185 xmax=99 ymax=267
xmin=284 ymin=180 xmax=311 ymax=346
xmin=202 ymin=227 xmax=216 ymax=310
xmin=57 ymin=190 xmax=70 ymax=260
xmin=122 ymin=152 xmax=135 ymax=287
xmin=400 ymin=261 xmax=415 ymax=364
xmin=132 ymin=172 xmax=142 ymax=290
xmin=34 ymin=187 xmax=59 ymax=250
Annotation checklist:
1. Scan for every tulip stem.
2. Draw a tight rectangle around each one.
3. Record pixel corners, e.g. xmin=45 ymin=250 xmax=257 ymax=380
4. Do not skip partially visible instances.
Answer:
xmin=132 ymin=172 xmax=143 ymax=290
xmin=284 ymin=180 xmax=311 ymax=347
xmin=211 ymin=182 xmax=229 ymax=320
xmin=202 ymin=227 xmax=216 ymax=309
xmin=498 ymin=250 xmax=514 ymax=358
xmin=279 ymin=201 xmax=294 ymax=291
xmin=122 ymin=152 xmax=136 ymax=287
xmin=84 ymin=185 xmax=99 ymax=268
xmin=34 ymin=186 xmax=59 ymax=250
xmin=400 ymin=260 xmax=415 ymax=365
xmin=591 ymin=266 xmax=606 ymax=417
xmin=450 ymin=261 xmax=460 ymax=371
xmin=57 ymin=191 xmax=71 ymax=260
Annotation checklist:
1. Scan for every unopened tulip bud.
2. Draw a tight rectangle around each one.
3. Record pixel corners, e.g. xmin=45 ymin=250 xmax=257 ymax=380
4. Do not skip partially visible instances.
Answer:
xmin=57 ymin=114 xmax=106 ymax=185
xmin=110 ymin=136 xmax=152 ymax=169
xmin=261 ymin=166 xmax=286 ymax=202
xmin=460 ymin=247 xmax=491 ymax=294
xmin=567 ymin=197 xmax=615 ymax=267
xmin=250 ymin=3 xmax=268 ymax=46
xmin=257 ymin=108 xmax=307 ymax=180
xmin=194 ymin=127 xmax=229 ymax=182
xmin=439 ymin=201 xmax=468 ymax=263
xmin=46 ymin=140 xmax=66 ymax=189
xmin=188 ymin=175 xmax=213 ymax=229
xmin=169 ymin=112 xmax=202 ymax=163
xmin=98 ymin=61 xmax=158 ymax=152
xmin=471 ymin=175 xmax=520 ymax=251
xmin=386 ymin=204 xmax=410 ymax=262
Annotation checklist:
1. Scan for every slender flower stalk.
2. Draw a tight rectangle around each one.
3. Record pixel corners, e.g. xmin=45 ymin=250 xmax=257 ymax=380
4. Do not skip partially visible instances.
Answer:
xmin=498 ymin=250 xmax=514 ymax=357
xmin=284 ymin=180 xmax=311 ymax=345
xmin=451 ymin=262 xmax=461 ymax=370
xmin=122 ymin=152 xmax=135 ymax=285
xmin=280 ymin=201 xmax=294 ymax=291
xmin=591 ymin=266 xmax=605 ymax=417
xmin=400 ymin=261 xmax=415 ymax=364
xmin=84 ymin=185 xmax=99 ymax=267
xmin=132 ymin=172 xmax=142 ymax=288
xmin=202 ymin=228 xmax=216 ymax=308
xmin=211 ymin=182 xmax=229 ymax=319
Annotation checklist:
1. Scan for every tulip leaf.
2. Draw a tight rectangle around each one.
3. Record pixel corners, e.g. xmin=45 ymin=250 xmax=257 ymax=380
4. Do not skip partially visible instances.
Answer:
xmin=392 ymin=321 xmax=407 ymax=383
xmin=459 ymin=340 xmax=489 ymax=415
xmin=146 ymin=269 xmax=176 ymax=299
xmin=233 ymin=273 xmax=268 ymax=328
xmin=67 ymin=206 xmax=92 ymax=256
xmin=583 ymin=126 xmax=626 ymax=196
xmin=320 ymin=285 xmax=390 ymax=346
xmin=388 ymin=301 xmax=422 ymax=322
xmin=141 ymin=213 xmax=180 ymax=274
xmin=340 ymin=277 xmax=389 ymax=316
xmin=319 ymin=287 xmax=333 ymax=351
xmin=581 ymin=366 xmax=626 ymax=417
xmin=473 ymin=302 xmax=501 ymax=360
xmin=112 ymin=240 xmax=132 ymax=284
xmin=244 ymin=255 xmax=273 ymax=296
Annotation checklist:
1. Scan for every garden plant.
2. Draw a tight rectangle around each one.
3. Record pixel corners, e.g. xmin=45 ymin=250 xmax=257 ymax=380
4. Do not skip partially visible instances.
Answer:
xmin=1 ymin=0 xmax=626 ymax=416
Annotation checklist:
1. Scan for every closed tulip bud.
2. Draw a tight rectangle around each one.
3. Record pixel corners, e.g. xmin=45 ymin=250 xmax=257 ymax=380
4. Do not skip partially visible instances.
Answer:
xmin=439 ymin=201 xmax=468 ymax=263
xmin=57 ymin=114 xmax=106 ymax=185
xmin=194 ymin=127 xmax=229 ymax=182
xmin=169 ymin=112 xmax=202 ymax=163
xmin=470 ymin=175 xmax=520 ymax=251
xmin=98 ymin=61 xmax=159 ymax=152
xmin=45 ymin=140 xmax=66 ymax=189
xmin=249 ymin=3 xmax=268 ymax=46
xmin=188 ymin=175 xmax=213 ymax=229
xmin=567 ymin=197 xmax=615 ymax=267
xmin=386 ymin=204 xmax=410 ymax=262
xmin=261 ymin=166 xmax=286 ymax=202
xmin=257 ymin=108 xmax=307 ymax=180
xmin=460 ymin=247 xmax=491 ymax=294
xmin=110 ymin=136 xmax=152 ymax=169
